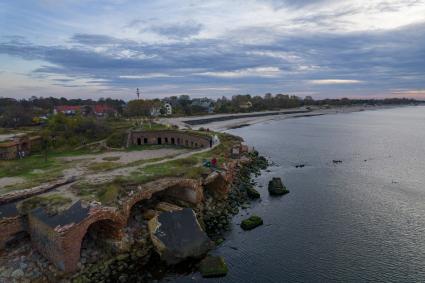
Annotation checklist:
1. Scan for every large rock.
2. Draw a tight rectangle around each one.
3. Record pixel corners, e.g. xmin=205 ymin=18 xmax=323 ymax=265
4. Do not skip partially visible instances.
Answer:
xmin=240 ymin=215 xmax=263 ymax=230
xmin=268 ymin=177 xmax=289 ymax=196
xmin=200 ymin=256 xmax=228 ymax=278
xmin=148 ymin=208 xmax=213 ymax=264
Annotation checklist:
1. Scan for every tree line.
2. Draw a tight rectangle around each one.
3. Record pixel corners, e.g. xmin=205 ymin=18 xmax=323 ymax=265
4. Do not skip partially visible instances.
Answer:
xmin=0 ymin=94 xmax=420 ymax=128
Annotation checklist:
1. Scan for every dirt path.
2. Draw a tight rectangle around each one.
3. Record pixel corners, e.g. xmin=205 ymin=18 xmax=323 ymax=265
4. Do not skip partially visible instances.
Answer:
xmin=0 ymin=177 xmax=25 ymax=188
xmin=60 ymin=148 xmax=186 ymax=164
xmin=86 ymin=143 xmax=219 ymax=184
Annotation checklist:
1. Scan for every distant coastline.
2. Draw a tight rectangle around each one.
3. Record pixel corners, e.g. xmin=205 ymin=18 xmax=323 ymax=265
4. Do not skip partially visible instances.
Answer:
xmin=163 ymin=104 xmax=417 ymax=131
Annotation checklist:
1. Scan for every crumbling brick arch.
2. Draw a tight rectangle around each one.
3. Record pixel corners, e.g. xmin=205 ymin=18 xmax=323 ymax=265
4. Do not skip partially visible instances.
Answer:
xmin=41 ymin=211 xmax=125 ymax=272
xmin=121 ymin=178 xmax=204 ymax=224
xmin=156 ymin=180 xmax=204 ymax=205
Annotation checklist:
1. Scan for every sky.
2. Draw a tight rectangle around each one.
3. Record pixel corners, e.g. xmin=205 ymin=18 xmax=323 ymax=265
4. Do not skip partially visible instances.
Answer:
xmin=0 ymin=0 xmax=424 ymax=101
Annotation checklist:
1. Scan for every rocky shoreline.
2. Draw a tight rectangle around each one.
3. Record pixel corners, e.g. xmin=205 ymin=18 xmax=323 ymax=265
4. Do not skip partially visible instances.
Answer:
xmin=68 ymin=151 xmax=269 ymax=282
xmin=0 ymin=148 xmax=269 ymax=283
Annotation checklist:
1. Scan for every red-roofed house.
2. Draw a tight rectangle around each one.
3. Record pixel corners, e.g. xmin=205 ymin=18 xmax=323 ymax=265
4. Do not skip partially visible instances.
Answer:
xmin=93 ymin=104 xmax=117 ymax=117
xmin=54 ymin=105 xmax=82 ymax=115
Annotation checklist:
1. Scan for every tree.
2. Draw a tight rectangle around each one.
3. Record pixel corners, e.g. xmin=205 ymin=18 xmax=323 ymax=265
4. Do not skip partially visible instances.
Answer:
xmin=126 ymin=100 xmax=155 ymax=117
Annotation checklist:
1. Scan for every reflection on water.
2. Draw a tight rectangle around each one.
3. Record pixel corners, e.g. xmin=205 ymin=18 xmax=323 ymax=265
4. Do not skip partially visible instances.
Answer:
xmin=171 ymin=106 xmax=425 ymax=283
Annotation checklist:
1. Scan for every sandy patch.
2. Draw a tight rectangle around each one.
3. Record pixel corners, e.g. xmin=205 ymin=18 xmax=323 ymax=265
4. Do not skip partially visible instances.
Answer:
xmin=60 ymin=148 xmax=187 ymax=165
xmin=0 ymin=177 xmax=26 ymax=188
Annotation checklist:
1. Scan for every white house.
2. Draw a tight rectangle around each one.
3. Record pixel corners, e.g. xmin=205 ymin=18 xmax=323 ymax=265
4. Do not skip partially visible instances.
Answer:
xmin=163 ymin=103 xmax=172 ymax=115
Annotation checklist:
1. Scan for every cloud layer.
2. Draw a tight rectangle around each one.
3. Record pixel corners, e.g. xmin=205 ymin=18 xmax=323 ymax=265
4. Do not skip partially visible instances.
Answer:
xmin=0 ymin=0 xmax=424 ymax=99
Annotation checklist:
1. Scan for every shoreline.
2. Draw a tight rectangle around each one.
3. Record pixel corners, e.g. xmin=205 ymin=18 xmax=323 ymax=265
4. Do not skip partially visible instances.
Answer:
xmin=163 ymin=104 xmax=416 ymax=132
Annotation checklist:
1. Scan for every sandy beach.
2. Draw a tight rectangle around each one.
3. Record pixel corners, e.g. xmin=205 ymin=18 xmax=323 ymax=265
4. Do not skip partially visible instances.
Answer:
xmin=161 ymin=105 xmax=407 ymax=131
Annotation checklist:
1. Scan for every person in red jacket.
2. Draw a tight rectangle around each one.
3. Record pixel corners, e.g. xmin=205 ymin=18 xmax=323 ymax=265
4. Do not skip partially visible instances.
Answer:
xmin=211 ymin=157 xmax=217 ymax=168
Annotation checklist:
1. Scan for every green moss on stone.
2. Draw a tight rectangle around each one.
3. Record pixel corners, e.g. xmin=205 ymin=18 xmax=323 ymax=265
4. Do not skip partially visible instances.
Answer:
xmin=97 ymin=183 xmax=120 ymax=204
xmin=246 ymin=187 xmax=261 ymax=199
xmin=19 ymin=194 xmax=72 ymax=215
xmin=268 ymin=177 xmax=289 ymax=196
xmin=200 ymin=256 xmax=228 ymax=278
xmin=240 ymin=215 xmax=263 ymax=230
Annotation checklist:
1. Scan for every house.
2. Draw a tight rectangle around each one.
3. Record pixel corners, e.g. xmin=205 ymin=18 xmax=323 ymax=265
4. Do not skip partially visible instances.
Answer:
xmin=54 ymin=105 xmax=81 ymax=116
xmin=239 ymin=101 xmax=252 ymax=109
xmin=150 ymin=106 xmax=161 ymax=117
xmin=191 ymin=98 xmax=215 ymax=113
xmin=93 ymin=104 xmax=118 ymax=117
xmin=54 ymin=105 xmax=118 ymax=117
xmin=163 ymin=103 xmax=173 ymax=115
xmin=0 ymin=134 xmax=41 ymax=160
xmin=150 ymin=103 xmax=173 ymax=117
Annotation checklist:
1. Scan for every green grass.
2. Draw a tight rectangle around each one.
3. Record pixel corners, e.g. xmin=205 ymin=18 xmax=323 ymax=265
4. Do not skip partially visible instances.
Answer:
xmin=71 ymin=181 xmax=124 ymax=205
xmin=0 ymin=149 xmax=97 ymax=193
xmin=69 ymin=132 xmax=241 ymax=205
xmin=87 ymin=161 xmax=118 ymax=172
xmin=116 ymin=132 xmax=240 ymax=185
xmin=0 ymin=154 xmax=60 ymax=179
xmin=97 ymin=183 xmax=120 ymax=204
xmin=120 ymin=134 xmax=240 ymax=184
xmin=102 ymin=156 xmax=121 ymax=161
xmin=133 ymin=122 xmax=170 ymax=131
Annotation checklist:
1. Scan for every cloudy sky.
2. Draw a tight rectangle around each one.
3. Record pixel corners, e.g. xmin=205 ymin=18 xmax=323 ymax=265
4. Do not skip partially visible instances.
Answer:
xmin=0 ymin=0 xmax=424 ymax=100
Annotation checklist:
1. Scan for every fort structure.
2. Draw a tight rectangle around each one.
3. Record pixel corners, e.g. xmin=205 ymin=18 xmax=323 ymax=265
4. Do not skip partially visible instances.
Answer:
xmin=0 ymin=166 xmax=240 ymax=272
xmin=0 ymin=126 xmax=256 ymax=282
xmin=127 ymin=129 xmax=215 ymax=149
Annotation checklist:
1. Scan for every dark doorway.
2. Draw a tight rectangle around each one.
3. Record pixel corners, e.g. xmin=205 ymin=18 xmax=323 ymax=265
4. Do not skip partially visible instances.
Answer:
xmin=171 ymin=138 xmax=175 ymax=144
xmin=165 ymin=137 xmax=168 ymax=144
xmin=144 ymin=138 xmax=148 ymax=144
xmin=158 ymin=137 xmax=162 ymax=144
xmin=137 ymin=138 xmax=142 ymax=145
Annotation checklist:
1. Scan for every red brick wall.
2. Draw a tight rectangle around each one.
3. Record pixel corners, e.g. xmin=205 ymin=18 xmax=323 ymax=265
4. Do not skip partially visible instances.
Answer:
xmin=28 ymin=207 xmax=125 ymax=272
xmin=0 ymin=216 xmax=26 ymax=249
xmin=130 ymin=130 xmax=212 ymax=148
xmin=18 ymin=173 xmax=239 ymax=272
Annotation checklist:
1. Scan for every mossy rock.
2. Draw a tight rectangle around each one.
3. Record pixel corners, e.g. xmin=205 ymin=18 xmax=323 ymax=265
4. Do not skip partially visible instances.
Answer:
xmin=268 ymin=177 xmax=289 ymax=196
xmin=240 ymin=215 xmax=263 ymax=230
xmin=200 ymin=256 xmax=228 ymax=278
xmin=246 ymin=187 xmax=261 ymax=199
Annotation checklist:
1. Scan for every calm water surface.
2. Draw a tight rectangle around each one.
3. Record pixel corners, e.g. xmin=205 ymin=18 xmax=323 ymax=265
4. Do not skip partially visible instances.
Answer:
xmin=171 ymin=106 xmax=425 ymax=283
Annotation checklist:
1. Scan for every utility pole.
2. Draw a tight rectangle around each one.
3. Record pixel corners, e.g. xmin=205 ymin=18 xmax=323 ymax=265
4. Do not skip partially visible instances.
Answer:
xmin=136 ymin=88 xmax=140 ymax=100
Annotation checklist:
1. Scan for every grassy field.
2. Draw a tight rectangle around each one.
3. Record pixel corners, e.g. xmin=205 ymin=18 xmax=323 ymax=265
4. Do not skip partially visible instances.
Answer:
xmin=0 ymin=149 xmax=96 ymax=193
xmin=1 ymin=122 xmax=241 ymax=208
xmin=70 ymin=132 xmax=241 ymax=205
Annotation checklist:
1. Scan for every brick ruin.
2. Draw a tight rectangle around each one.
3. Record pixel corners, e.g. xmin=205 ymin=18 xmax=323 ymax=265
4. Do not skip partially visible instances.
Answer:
xmin=0 ymin=169 xmax=239 ymax=273
xmin=0 ymin=134 xmax=41 ymax=160
xmin=127 ymin=130 xmax=214 ymax=149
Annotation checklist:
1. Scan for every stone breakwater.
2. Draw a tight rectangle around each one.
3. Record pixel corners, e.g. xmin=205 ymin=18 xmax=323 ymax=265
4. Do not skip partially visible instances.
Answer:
xmin=203 ymin=151 xmax=268 ymax=240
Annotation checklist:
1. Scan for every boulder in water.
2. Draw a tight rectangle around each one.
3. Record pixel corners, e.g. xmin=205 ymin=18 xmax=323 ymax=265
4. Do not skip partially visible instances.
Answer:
xmin=240 ymin=215 xmax=263 ymax=230
xmin=200 ymin=256 xmax=228 ymax=278
xmin=268 ymin=177 xmax=289 ymax=196
xmin=148 ymin=208 xmax=213 ymax=264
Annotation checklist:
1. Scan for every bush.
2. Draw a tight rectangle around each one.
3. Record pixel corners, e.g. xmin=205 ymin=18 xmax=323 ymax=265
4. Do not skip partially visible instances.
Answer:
xmin=106 ymin=131 xmax=127 ymax=148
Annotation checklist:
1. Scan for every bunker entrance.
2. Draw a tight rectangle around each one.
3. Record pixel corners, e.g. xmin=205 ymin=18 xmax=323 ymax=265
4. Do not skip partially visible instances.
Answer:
xmin=80 ymin=219 xmax=121 ymax=264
